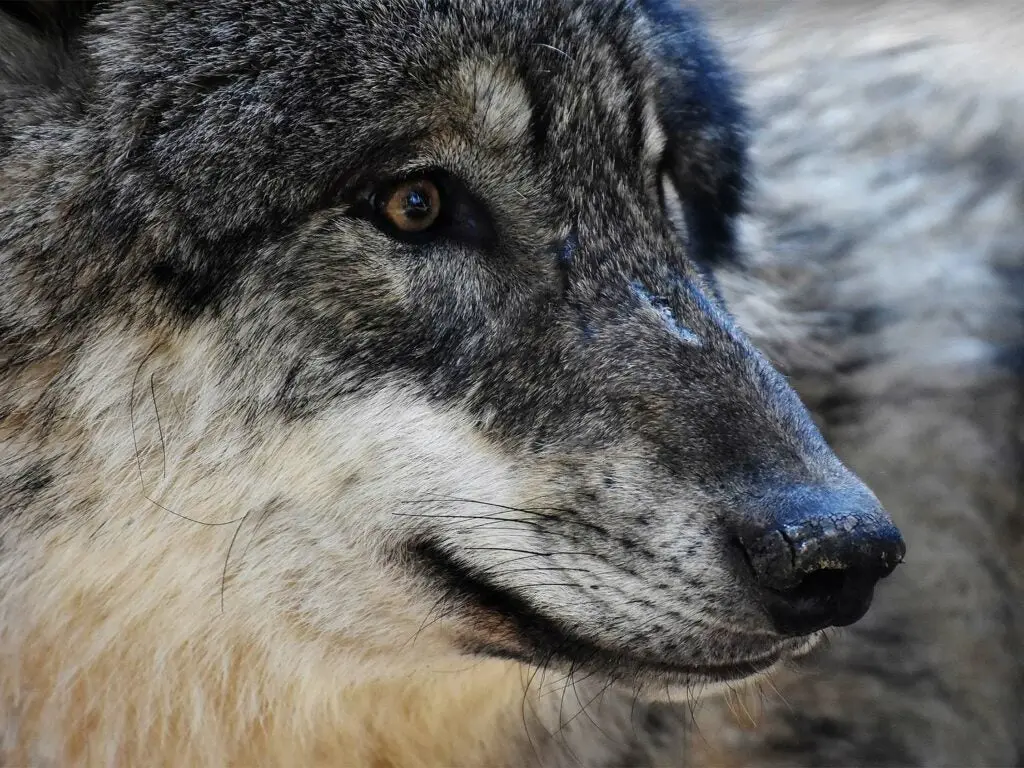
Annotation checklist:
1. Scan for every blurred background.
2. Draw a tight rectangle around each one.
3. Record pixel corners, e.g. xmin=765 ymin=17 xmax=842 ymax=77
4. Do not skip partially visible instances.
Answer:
xmin=679 ymin=3 xmax=1024 ymax=765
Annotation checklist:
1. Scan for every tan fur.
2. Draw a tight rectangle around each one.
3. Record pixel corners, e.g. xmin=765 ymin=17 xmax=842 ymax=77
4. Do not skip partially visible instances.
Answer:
xmin=6 ymin=623 xmax=537 ymax=766
xmin=455 ymin=61 xmax=534 ymax=144
xmin=4 ymin=319 xmax=698 ymax=766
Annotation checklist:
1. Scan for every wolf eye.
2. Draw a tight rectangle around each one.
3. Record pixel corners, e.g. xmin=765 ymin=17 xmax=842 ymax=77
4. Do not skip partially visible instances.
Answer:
xmin=361 ymin=170 xmax=496 ymax=249
xmin=381 ymin=179 xmax=442 ymax=233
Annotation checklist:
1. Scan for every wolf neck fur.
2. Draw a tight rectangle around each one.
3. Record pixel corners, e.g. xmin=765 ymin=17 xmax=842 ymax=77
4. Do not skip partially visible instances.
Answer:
xmin=0 ymin=329 xmax=550 ymax=766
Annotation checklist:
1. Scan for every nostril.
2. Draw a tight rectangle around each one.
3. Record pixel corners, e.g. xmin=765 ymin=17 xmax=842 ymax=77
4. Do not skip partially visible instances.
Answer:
xmin=761 ymin=567 xmax=882 ymax=636
xmin=777 ymin=568 xmax=847 ymax=605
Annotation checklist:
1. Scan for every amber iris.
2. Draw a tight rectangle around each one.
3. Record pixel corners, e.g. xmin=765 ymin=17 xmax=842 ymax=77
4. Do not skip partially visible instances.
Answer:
xmin=383 ymin=179 xmax=442 ymax=232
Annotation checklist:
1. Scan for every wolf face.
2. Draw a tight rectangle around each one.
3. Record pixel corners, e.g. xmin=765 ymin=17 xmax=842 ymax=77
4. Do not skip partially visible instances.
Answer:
xmin=0 ymin=0 xmax=903 ymax=694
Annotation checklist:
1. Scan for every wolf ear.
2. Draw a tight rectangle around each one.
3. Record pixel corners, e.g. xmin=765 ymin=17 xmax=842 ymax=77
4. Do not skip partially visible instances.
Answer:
xmin=0 ymin=2 xmax=95 ymax=149
xmin=639 ymin=0 xmax=749 ymax=266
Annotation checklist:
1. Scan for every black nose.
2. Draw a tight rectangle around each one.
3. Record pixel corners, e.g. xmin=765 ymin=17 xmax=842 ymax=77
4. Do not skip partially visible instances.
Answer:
xmin=733 ymin=484 xmax=905 ymax=636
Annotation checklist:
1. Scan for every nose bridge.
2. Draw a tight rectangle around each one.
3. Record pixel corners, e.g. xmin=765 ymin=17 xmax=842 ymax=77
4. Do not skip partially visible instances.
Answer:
xmin=617 ymin=266 xmax=833 ymax=476
xmin=561 ymin=223 xmax=834 ymax=480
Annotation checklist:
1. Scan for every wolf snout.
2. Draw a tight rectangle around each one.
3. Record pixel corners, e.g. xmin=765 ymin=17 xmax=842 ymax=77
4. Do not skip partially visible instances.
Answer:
xmin=732 ymin=484 xmax=906 ymax=637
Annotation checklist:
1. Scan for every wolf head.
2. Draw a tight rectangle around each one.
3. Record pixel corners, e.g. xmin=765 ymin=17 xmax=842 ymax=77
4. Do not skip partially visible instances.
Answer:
xmin=0 ymin=0 xmax=903 ymax=689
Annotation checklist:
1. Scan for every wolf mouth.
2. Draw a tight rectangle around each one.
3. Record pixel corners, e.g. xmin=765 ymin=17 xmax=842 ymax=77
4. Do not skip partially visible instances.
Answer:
xmin=409 ymin=540 xmax=798 ymax=684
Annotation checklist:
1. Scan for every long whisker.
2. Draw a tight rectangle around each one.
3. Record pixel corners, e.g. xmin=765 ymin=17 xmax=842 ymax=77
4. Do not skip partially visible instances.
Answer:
xmin=129 ymin=344 xmax=245 ymax=528
xmin=399 ymin=496 xmax=609 ymax=534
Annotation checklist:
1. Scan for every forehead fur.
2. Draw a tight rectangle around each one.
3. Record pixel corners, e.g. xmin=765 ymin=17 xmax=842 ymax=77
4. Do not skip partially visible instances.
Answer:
xmin=452 ymin=60 xmax=533 ymax=145
xmin=70 ymin=0 xmax=740 ymax=237
xmin=0 ymin=0 xmax=749 ymax=337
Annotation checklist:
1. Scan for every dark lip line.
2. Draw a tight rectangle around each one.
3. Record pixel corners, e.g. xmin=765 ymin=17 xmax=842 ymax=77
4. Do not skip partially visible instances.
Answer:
xmin=407 ymin=538 xmax=790 ymax=684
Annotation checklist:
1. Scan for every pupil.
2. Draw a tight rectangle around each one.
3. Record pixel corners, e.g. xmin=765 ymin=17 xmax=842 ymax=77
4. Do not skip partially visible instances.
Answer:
xmin=404 ymin=189 xmax=431 ymax=219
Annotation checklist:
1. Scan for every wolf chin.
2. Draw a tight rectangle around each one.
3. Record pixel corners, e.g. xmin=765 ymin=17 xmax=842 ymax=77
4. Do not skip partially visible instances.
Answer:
xmin=0 ymin=1 xmax=1020 ymax=766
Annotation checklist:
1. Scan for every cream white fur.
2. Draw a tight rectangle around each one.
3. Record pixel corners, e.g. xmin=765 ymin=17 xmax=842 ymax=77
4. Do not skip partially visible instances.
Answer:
xmin=0 ymin=323 xmax=547 ymax=765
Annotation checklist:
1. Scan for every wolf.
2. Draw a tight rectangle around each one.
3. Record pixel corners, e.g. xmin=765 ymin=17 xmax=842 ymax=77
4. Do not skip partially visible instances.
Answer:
xmin=0 ymin=1 xmax=1019 ymax=767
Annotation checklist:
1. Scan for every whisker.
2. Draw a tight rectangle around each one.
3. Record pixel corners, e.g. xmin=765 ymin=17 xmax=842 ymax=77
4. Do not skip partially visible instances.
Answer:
xmin=763 ymin=671 xmax=792 ymax=710
xmin=519 ymin=651 xmax=554 ymax=766
xmin=398 ymin=586 xmax=460 ymax=653
xmin=399 ymin=496 xmax=607 ymax=534
xmin=220 ymin=509 xmax=251 ymax=612
xmin=129 ymin=343 xmax=160 ymax=492
xmin=563 ymin=669 xmax=617 ymax=741
xmin=534 ymin=42 xmax=573 ymax=61
xmin=485 ymin=566 xmax=594 ymax=576
xmin=130 ymin=344 xmax=243 ymax=528
xmin=236 ymin=500 xmax=277 ymax=569
xmin=149 ymin=372 xmax=167 ymax=481
xmin=463 ymin=546 xmax=597 ymax=558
